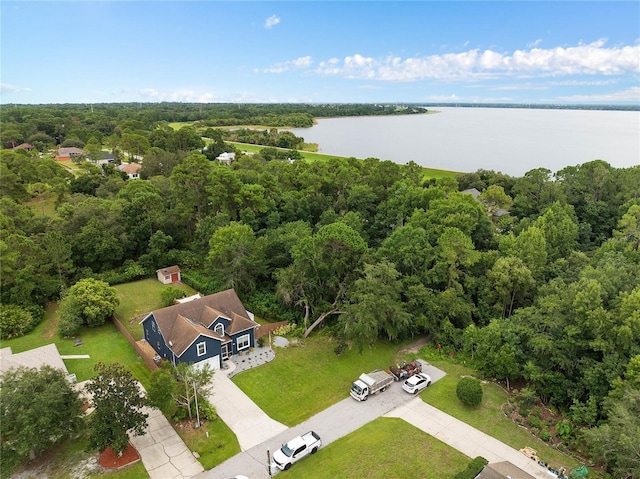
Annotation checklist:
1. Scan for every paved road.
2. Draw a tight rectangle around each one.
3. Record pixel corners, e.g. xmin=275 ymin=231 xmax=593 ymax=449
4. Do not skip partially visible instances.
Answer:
xmin=196 ymin=363 xmax=446 ymax=479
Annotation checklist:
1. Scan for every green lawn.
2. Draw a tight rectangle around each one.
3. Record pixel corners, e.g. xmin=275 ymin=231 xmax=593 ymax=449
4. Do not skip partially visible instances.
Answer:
xmin=2 ymin=303 xmax=152 ymax=386
xmin=175 ymin=416 xmax=241 ymax=470
xmin=276 ymin=418 xmax=470 ymax=479
xmin=113 ymin=278 xmax=196 ymax=340
xmin=233 ymin=333 xmax=407 ymax=426
xmin=228 ymin=141 xmax=459 ymax=179
xmin=419 ymin=350 xmax=588 ymax=475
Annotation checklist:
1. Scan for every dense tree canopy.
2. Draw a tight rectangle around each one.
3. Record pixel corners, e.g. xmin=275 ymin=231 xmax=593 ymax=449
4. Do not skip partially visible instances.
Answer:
xmin=1 ymin=103 xmax=639 ymax=477
xmin=0 ymin=366 xmax=83 ymax=461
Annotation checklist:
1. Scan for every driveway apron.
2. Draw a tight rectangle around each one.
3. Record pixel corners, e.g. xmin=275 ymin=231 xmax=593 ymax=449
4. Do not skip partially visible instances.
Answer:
xmin=385 ymin=398 xmax=556 ymax=479
xmin=130 ymin=407 xmax=204 ymax=479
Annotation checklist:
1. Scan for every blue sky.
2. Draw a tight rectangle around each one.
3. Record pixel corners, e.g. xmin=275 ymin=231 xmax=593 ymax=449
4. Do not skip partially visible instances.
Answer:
xmin=1 ymin=1 xmax=639 ymax=104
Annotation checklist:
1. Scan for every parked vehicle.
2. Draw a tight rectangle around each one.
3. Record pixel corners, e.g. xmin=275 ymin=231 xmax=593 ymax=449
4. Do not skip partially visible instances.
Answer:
xmin=389 ymin=359 xmax=422 ymax=381
xmin=402 ymin=372 xmax=432 ymax=394
xmin=350 ymin=370 xmax=394 ymax=401
xmin=271 ymin=431 xmax=322 ymax=471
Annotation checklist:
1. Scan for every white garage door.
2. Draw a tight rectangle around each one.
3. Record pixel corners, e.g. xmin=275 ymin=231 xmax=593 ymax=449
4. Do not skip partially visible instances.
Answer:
xmin=195 ymin=355 xmax=220 ymax=371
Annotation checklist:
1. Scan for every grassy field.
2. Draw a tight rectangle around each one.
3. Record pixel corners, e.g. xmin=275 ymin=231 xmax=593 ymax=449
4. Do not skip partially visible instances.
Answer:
xmin=233 ymin=332 xmax=409 ymax=426
xmin=276 ymin=418 xmax=470 ymax=479
xmin=174 ymin=416 xmax=241 ymax=470
xmin=2 ymin=303 xmax=152 ymax=386
xmin=113 ymin=278 xmax=197 ymax=340
xmin=419 ymin=349 xmax=588 ymax=475
xmin=228 ymin=141 xmax=459 ymax=179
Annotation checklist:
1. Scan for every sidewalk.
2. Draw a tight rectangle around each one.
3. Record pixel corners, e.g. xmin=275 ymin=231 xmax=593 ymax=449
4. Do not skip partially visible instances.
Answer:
xmin=209 ymin=352 xmax=288 ymax=451
xmin=129 ymin=406 xmax=204 ymax=479
xmin=385 ymin=398 xmax=553 ymax=479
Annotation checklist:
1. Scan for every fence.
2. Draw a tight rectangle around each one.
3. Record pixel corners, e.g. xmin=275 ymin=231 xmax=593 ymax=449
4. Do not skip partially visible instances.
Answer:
xmin=111 ymin=317 xmax=159 ymax=371
xmin=255 ymin=321 xmax=289 ymax=338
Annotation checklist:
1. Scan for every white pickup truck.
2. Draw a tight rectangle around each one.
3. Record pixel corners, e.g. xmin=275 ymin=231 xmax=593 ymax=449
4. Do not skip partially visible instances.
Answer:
xmin=271 ymin=431 xmax=322 ymax=471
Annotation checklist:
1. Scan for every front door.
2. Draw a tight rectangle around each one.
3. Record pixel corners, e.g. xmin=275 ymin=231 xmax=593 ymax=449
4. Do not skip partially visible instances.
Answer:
xmin=221 ymin=343 xmax=231 ymax=360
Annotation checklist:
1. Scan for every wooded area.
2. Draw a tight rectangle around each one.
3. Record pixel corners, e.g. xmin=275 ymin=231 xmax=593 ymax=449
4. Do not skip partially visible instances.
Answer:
xmin=1 ymin=103 xmax=638 ymax=477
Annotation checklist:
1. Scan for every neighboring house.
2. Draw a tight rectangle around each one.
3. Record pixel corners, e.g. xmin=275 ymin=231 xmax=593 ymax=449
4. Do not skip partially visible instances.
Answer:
xmin=462 ymin=187 xmax=510 ymax=217
xmin=216 ymin=152 xmax=235 ymax=165
xmin=55 ymin=147 xmax=85 ymax=161
xmin=87 ymin=152 xmax=115 ymax=166
xmin=118 ymin=162 xmax=142 ymax=179
xmin=476 ymin=461 xmax=536 ymax=479
xmin=157 ymin=266 xmax=181 ymax=284
xmin=461 ymin=188 xmax=481 ymax=200
xmin=13 ymin=142 xmax=34 ymax=151
xmin=0 ymin=344 xmax=69 ymax=377
xmin=140 ymin=289 xmax=259 ymax=370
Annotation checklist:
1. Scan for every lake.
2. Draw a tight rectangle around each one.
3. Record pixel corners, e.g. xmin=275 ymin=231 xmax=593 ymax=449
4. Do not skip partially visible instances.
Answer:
xmin=289 ymin=107 xmax=640 ymax=177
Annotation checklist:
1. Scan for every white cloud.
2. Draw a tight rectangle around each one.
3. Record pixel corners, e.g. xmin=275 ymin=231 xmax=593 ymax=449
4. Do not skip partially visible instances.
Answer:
xmin=263 ymin=56 xmax=313 ymax=73
xmin=307 ymin=40 xmax=640 ymax=82
xmin=265 ymin=15 xmax=280 ymax=29
xmin=527 ymin=39 xmax=542 ymax=48
xmin=558 ymin=86 xmax=640 ymax=102
xmin=1 ymin=82 xmax=31 ymax=93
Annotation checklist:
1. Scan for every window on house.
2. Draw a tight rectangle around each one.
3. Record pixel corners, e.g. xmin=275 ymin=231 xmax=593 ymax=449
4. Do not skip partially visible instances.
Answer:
xmin=237 ymin=334 xmax=250 ymax=351
xmin=197 ymin=342 xmax=206 ymax=356
xmin=214 ymin=323 xmax=224 ymax=337
xmin=165 ymin=275 xmax=170 ymax=280
xmin=151 ymin=321 xmax=156 ymax=332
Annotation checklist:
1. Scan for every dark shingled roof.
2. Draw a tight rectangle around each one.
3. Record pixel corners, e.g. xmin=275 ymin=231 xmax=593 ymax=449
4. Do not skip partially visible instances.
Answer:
xmin=476 ymin=462 xmax=536 ymax=479
xmin=144 ymin=289 xmax=258 ymax=357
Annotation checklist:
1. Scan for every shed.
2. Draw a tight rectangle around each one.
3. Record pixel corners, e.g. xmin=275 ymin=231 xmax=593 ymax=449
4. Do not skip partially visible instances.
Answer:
xmin=157 ymin=266 xmax=181 ymax=284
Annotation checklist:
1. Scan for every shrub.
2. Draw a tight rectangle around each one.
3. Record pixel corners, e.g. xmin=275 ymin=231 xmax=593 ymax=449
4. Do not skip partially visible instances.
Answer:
xmin=180 ymin=270 xmax=222 ymax=295
xmin=515 ymin=386 xmax=538 ymax=415
xmin=453 ymin=456 xmax=488 ymax=479
xmin=456 ymin=377 xmax=483 ymax=407
xmin=257 ymin=336 xmax=267 ymax=347
xmin=540 ymin=429 xmax=552 ymax=442
xmin=273 ymin=323 xmax=296 ymax=336
xmin=160 ymin=286 xmax=187 ymax=307
xmin=0 ymin=304 xmax=38 ymax=340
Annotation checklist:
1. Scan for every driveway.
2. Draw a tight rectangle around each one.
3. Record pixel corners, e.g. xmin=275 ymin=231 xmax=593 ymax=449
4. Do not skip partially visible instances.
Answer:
xmin=385 ymin=398 xmax=553 ymax=479
xmin=130 ymin=406 xmax=204 ymax=479
xmin=208 ymin=364 xmax=288 ymax=451
xmin=197 ymin=362 xmax=445 ymax=479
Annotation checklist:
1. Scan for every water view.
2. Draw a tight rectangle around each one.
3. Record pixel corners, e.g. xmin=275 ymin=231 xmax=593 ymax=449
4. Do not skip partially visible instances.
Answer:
xmin=290 ymin=107 xmax=640 ymax=177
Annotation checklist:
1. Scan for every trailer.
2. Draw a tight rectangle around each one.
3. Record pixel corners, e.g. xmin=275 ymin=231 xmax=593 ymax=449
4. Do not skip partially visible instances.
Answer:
xmin=350 ymin=370 xmax=394 ymax=401
xmin=389 ymin=359 xmax=422 ymax=381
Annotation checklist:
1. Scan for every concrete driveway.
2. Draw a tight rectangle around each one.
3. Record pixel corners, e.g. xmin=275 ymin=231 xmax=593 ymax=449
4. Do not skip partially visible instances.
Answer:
xmin=208 ymin=364 xmax=288 ymax=451
xmin=130 ymin=406 xmax=204 ymax=479
xmin=197 ymin=362 xmax=446 ymax=479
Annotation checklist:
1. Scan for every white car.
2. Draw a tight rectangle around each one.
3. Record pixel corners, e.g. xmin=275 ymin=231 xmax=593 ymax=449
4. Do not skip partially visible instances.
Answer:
xmin=402 ymin=372 xmax=432 ymax=394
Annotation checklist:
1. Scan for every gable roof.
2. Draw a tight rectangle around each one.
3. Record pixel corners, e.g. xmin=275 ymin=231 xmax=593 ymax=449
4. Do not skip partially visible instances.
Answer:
xmin=57 ymin=147 xmax=85 ymax=156
xmin=157 ymin=265 xmax=181 ymax=275
xmin=13 ymin=143 xmax=33 ymax=150
xmin=143 ymin=289 xmax=258 ymax=357
xmin=0 ymin=344 xmax=69 ymax=376
xmin=118 ymin=162 xmax=142 ymax=174
xmin=476 ymin=462 xmax=536 ymax=479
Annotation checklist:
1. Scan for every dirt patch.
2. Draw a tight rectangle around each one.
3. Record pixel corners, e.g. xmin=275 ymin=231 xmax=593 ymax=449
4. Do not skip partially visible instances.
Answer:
xmin=98 ymin=443 xmax=140 ymax=469
xmin=398 ymin=336 xmax=430 ymax=354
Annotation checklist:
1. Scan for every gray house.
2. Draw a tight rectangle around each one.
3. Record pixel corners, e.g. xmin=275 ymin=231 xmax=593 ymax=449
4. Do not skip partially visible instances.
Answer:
xmin=140 ymin=289 xmax=259 ymax=370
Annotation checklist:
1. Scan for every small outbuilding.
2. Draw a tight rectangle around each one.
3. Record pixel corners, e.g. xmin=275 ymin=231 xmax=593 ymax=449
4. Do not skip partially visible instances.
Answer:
xmin=157 ymin=266 xmax=181 ymax=284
